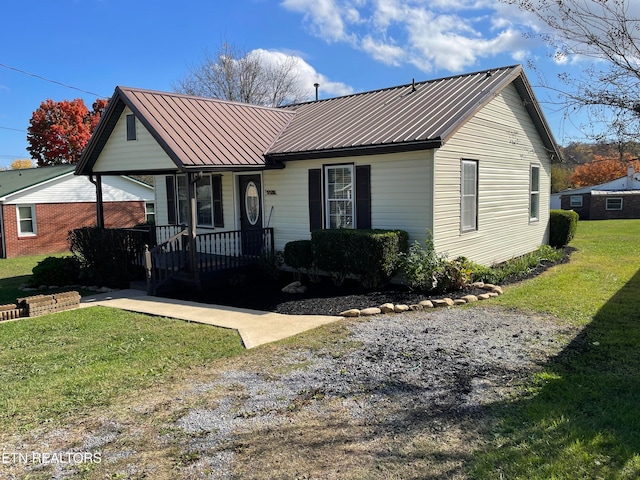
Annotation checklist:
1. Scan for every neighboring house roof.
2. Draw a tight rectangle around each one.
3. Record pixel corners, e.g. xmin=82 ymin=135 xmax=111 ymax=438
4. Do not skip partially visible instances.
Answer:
xmin=76 ymin=64 xmax=561 ymax=175
xmin=554 ymin=172 xmax=640 ymax=196
xmin=0 ymin=165 xmax=75 ymax=200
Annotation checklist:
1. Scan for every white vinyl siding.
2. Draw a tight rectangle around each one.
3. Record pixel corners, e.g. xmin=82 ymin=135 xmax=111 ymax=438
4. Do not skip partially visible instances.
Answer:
xmin=461 ymin=160 xmax=478 ymax=232
xmin=432 ymin=83 xmax=551 ymax=266
xmin=261 ymin=150 xmax=434 ymax=251
xmin=17 ymin=205 xmax=36 ymax=236
xmin=92 ymin=107 xmax=175 ymax=173
xmin=3 ymin=173 xmax=153 ymax=205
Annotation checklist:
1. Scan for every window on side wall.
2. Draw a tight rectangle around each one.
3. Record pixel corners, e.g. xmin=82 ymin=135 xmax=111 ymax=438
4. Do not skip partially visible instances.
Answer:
xmin=324 ymin=164 xmax=354 ymax=229
xmin=570 ymin=195 xmax=582 ymax=207
xmin=461 ymin=159 xmax=478 ymax=232
xmin=606 ymin=197 xmax=623 ymax=210
xmin=17 ymin=205 xmax=36 ymax=236
xmin=145 ymin=202 xmax=155 ymax=224
xmin=530 ymin=164 xmax=540 ymax=221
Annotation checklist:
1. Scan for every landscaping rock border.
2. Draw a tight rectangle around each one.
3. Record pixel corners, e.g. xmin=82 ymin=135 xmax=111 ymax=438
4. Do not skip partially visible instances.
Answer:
xmin=338 ymin=282 xmax=503 ymax=317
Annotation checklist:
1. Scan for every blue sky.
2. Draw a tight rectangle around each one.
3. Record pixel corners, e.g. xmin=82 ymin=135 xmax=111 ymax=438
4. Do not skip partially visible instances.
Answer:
xmin=0 ymin=0 xmax=610 ymax=168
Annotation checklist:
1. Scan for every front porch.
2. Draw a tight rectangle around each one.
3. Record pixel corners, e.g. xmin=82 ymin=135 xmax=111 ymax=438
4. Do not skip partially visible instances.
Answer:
xmin=126 ymin=225 xmax=275 ymax=294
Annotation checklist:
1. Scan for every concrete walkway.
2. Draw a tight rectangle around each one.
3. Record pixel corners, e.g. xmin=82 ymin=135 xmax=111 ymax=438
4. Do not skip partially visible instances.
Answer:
xmin=80 ymin=289 xmax=341 ymax=349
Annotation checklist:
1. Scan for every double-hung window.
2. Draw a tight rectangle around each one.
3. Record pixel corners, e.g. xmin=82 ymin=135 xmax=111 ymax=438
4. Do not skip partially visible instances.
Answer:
xmin=530 ymin=164 xmax=540 ymax=221
xmin=461 ymin=160 xmax=478 ymax=232
xmin=17 ymin=205 xmax=36 ymax=236
xmin=166 ymin=174 xmax=223 ymax=227
xmin=325 ymin=165 xmax=354 ymax=229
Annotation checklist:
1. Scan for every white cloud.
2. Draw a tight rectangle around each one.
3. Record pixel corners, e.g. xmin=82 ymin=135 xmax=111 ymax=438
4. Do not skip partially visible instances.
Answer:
xmin=280 ymin=0 xmax=356 ymax=43
xmin=281 ymin=0 xmax=550 ymax=73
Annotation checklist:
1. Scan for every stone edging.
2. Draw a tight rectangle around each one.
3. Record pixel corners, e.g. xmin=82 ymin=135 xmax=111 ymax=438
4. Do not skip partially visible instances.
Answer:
xmin=337 ymin=282 xmax=504 ymax=317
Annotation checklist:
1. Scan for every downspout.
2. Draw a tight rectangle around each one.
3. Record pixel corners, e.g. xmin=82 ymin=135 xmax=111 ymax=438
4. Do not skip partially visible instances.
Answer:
xmin=89 ymin=175 xmax=105 ymax=228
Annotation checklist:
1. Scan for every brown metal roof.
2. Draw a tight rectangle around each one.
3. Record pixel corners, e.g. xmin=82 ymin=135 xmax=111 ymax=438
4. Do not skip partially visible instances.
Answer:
xmin=267 ymin=64 xmax=560 ymax=161
xmin=77 ymin=88 xmax=294 ymax=174
xmin=77 ymin=65 xmax=560 ymax=175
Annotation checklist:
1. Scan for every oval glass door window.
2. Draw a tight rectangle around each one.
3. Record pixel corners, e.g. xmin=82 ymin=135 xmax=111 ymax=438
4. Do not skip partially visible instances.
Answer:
xmin=245 ymin=181 xmax=260 ymax=225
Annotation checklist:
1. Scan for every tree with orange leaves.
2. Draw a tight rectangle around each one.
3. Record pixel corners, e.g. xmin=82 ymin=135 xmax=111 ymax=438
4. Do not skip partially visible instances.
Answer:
xmin=27 ymin=98 xmax=108 ymax=166
xmin=570 ymin=153 xmax=640 ymax=187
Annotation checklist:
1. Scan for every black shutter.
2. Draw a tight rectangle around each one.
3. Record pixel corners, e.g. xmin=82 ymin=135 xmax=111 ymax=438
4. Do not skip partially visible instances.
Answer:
xmin=165 ymin=176 xmax=176 ymax=225
xmin=308 ymin=168 xmax=323 ymax=231
xmin=356 ymin=165 xmax=371 ymax=229
xmin=213 ymin=174 xmax=224 ymax=227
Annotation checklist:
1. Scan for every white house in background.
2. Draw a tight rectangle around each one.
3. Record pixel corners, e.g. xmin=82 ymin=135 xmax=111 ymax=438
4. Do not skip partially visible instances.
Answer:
xmin=0 ymin=165 xmax=154 ymax=258
xmin=75 ymin=64 xmax=561 ymax=289
xmin=551 ymin=166 xmax=640 ymax=219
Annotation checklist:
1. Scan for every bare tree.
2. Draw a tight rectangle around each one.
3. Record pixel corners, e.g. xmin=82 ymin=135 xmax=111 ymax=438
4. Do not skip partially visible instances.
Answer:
xmin=173 ymin=43 xmax=310 ymax=107
xmin=507 ymin=0 xmax=640 ymax=142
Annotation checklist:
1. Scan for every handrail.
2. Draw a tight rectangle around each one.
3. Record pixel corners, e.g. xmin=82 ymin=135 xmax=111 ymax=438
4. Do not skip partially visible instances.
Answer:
xmin=144 ymin=227 xmax=274 ymax=294
xmin=144 ymin=229 xmax=188 ymax=294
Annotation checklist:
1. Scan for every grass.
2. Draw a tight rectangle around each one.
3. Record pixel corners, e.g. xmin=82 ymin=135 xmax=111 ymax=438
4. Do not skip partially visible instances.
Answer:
xmin=0 ymin=254 xmax=246 ymax=433
xmin=2 ymin=222 xmax=640 ymax=478
xmin=470 ymin=219 xmax=640 ymax=479
xmin=0 ymin=253 xmax=52 ymax=304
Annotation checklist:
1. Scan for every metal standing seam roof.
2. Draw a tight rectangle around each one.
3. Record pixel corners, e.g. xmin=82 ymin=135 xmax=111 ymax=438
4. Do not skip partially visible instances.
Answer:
xmin=0 ymin=165 xmax=76 ymax=199
xmin=267 ymin=64 xmax=560 ymax=160
xmin=77 ymin=88 xmax=296 ymax=174
xmin=76 ymin=64 xmax=560 ymax=175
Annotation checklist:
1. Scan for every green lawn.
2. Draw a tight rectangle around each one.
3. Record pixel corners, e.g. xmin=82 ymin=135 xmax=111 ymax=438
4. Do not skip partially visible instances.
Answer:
xmin=471 ymin=219 xmax=640 ymax=479
xmin=0 ymin=254 xmax=245 ymax=433
xmin=2 ymin=222 xmax=640 ymax=479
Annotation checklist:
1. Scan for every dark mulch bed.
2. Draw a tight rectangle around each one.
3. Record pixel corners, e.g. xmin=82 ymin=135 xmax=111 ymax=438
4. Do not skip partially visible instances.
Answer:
xmin=162 ymin=247 xmax=573 ymax=316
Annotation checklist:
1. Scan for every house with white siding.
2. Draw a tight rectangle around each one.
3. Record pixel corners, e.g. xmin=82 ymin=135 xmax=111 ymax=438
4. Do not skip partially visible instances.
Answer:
xmin=0 ymin=165 xmax=154 ymax=258
xmin=75 ymin=64 xmax=561 ymax=291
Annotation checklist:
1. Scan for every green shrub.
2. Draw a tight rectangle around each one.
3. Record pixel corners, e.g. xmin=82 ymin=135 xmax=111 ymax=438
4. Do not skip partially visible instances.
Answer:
xmin=68 ymin=227 xmax=146 ymax=288
xmin=311 ymin=229 xmax=408 ymax=287
xmin=549 ymin=209 xmax=578 ymax=248
xmin=283 ymin=240 xmax=314 ymax=270
xmin=400 ymin=234 xmax=446 ymax=291
xmin=31 ymin=256 xmax=81 ymax=287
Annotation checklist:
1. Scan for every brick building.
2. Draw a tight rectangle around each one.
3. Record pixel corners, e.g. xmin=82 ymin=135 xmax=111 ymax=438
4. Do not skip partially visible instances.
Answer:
xmin=0 ymin=165 xmax=154 ymax=258
xmin=552 ymin=166 xmax=640 ymax=220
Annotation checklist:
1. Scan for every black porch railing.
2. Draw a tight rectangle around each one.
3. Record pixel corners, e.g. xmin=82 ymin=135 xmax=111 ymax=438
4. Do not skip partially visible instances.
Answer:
xmin=143 ymin=226 xmax=274 ymax=294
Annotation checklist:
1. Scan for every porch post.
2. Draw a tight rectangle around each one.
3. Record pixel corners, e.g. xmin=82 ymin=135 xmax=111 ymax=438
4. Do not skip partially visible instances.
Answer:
xmin=90 ymin=175 xmax=105 ymax=228
xmin=186 ymin=172 xmax=198 ymax=279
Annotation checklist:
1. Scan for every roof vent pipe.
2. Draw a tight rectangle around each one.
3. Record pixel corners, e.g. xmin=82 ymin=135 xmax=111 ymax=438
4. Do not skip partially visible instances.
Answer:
xmin=314 ymin=83 xmax=320 ymax=101
xmin=412 ymin=78 xmax=416 ymax=92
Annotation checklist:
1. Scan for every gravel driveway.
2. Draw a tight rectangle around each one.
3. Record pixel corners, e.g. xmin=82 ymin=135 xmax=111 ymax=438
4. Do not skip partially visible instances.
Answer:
xmin=5 ymin=305 xmax=579 ymax=479
xmin=176 ymin=305 xmax=578 ymax=479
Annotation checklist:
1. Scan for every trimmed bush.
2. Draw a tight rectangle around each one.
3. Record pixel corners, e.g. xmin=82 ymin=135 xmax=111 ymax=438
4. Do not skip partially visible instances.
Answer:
xmin=311 ymin=229 xmax=408 ymax=288
xmin=549 ymin=209 xmax=578 ymax=248
xmin=68 ymin=227 xmax=146 ymax=288
xmin=283 ymin=240 xmax=314 ymax=270
xmin=31 ymin=256 xmax=81 ymax=287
